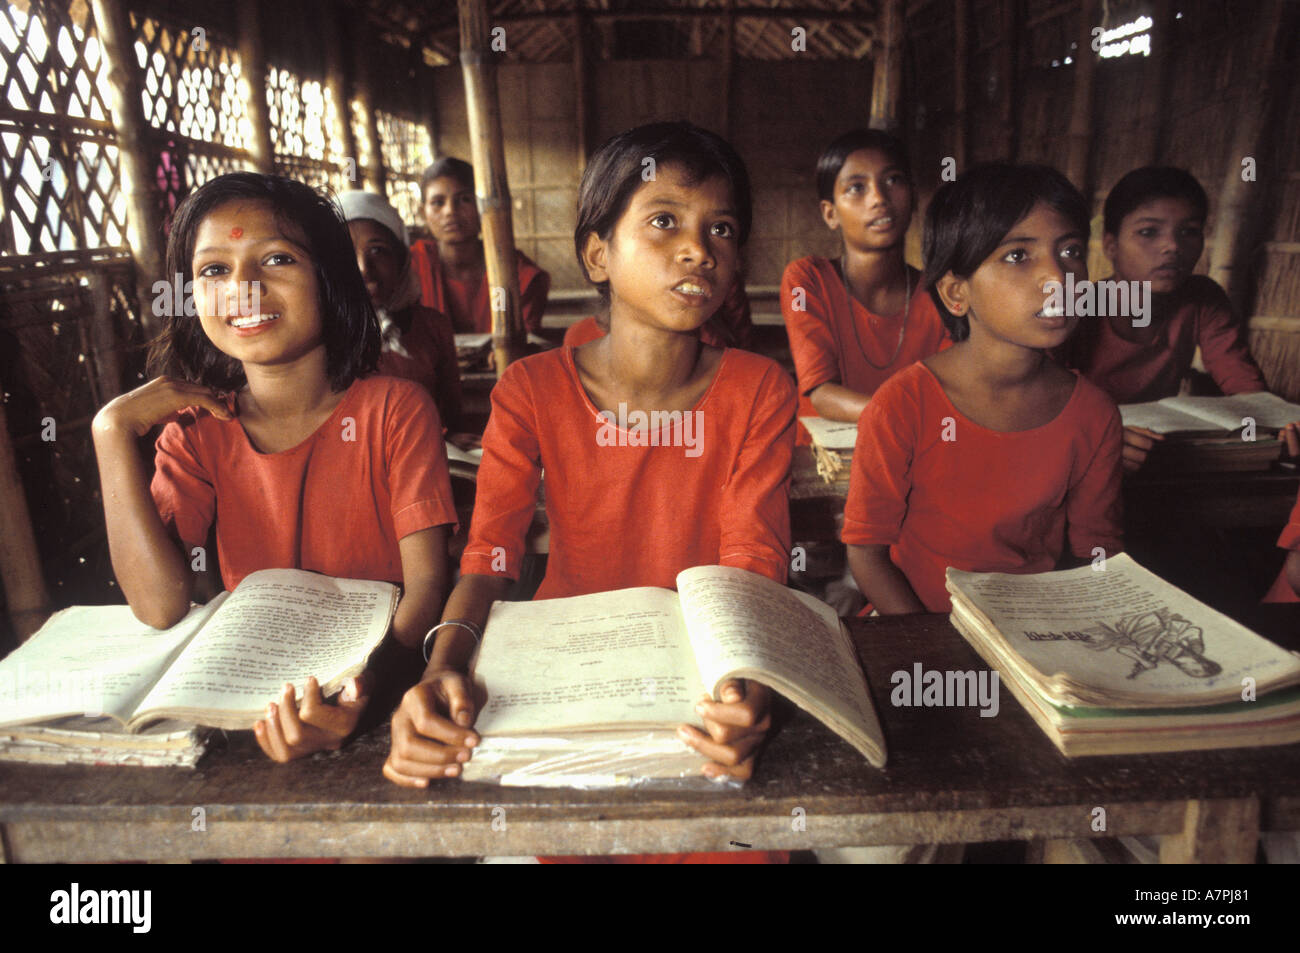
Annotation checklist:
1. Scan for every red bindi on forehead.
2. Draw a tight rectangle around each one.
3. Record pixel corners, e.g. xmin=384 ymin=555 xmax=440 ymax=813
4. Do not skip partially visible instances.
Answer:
xmin=230 ymin=227 xmax=243 ymax=239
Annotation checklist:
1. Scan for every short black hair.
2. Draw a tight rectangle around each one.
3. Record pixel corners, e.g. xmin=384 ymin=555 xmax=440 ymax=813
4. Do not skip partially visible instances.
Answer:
xmin=575 ymin=121 xmax=752 ymax=304
xmin=1103 ymin=166 xmax=1208 ymax=236
xmin=421 ymin=157 xmax=475 ymax=199
xmin=815 ymin=128 xmax=912 ymax=203
xmin=923 ymin=163 xmax=1090 ymax=342
xmin=149 ymin=172 xmax=379 ymax=392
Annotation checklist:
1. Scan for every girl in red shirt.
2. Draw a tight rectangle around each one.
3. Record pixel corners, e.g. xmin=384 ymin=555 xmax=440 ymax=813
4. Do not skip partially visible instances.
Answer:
xmin=781 ymin=129 xmax=949 ymax=438
xmin=92 ymin=173 xmax=456 ymax=762
xmin=385 ymin=122 xmax=797 ymax=800
xmin=844 ymin=164 xmax=1124 ymax=613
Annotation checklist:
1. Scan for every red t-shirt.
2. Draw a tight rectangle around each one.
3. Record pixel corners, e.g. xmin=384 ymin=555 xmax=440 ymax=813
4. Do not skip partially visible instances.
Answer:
xmin=409 ymin=239 xmax=550 ymax=335
xmin=151 ymin=376 xmax=457 ymax=591
xmin=1262 ymin=491 xmax=1300 ymax=603
xmin=842 ymin=362 xmax=1124 ymax=612
xmin=465 ymin=345 xmax=795 ymax=864
xmin=1065 ymin=275 xmax=1266 ymax=404
xmin=463 ymin=346 xmax=796 ymax=598
xmin=781 ymin=256 xmax=949 ymax=444
xmin=375 ymin=304 xmax=462 ymax=431
xmin=563 ymin=283 xmax=756 ymax=351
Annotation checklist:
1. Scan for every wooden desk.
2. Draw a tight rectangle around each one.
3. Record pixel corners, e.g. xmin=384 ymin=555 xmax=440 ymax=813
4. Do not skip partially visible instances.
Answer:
xmin=2 ymin=609 xmax=1296 ymax=862
xmin=1124 ymin=467 xmax=1300 ymax=531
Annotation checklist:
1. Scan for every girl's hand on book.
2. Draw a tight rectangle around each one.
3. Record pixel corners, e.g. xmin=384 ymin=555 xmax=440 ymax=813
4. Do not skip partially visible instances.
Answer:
xmin=678 ymin=679 xmax=772 ymax=781
xmin=1121 ymin=426 xmax=1163 ymax=472
xmin=93 ymin=376 xmax=234 ymax=438
xmin=254 ymin=676 xmax=369 ymax=762
xmin=382 ymin=670 xmax=480 ymax=787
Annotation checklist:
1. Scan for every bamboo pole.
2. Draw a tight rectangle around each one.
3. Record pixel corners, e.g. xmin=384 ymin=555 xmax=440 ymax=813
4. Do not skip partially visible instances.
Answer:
xmin=322 ymin=0 xmax=359 ymax=187
xmin=1063 ymin=0 xmax=1097 ymax=193
xmin=353 ymin=26 xmax=388 ymax=194
xmin=869 ymin=0 xmax=902 ymax=131
xmin=87 ymin=0 xmax=166 ymax=339
xmin=86 ymin=271 xmax=124 ymax=404
xmin=236 ymin=0 xmax=275 ymax=174
xmin=997 ymin=0 xmax=1018 ymax=159
xmin=458 ymin=0 xmax=525 ymax=373
xmin=952 ymin=0 xmax=969 ymax=172
xmin=1208 ymin=0 xmax=1285 ymax=307
xmin=719 ymin=0 xmax=734 ymax=137
xmin=573 ymin=13 xmax=590 ymax=175
xmin=1140 ymin=0 xmax=1174 ymax=163
xmin=0 ymin=401 xmax=51 ymax=642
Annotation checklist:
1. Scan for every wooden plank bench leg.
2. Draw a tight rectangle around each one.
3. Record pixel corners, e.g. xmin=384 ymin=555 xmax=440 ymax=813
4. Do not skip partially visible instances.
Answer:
xmin=1159 ymin=798 xmax=1258 ymax=864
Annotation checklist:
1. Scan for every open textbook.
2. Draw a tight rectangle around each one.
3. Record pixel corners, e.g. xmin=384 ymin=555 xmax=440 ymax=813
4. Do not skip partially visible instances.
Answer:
xmin=1119 ymin=393 xmax=1300 ymax=472
xmin=461 ymin=565 xmax=885 ymax=786
xmin=946 ymin=555 xmax=1300 ymax=756
xmin=1119 ymin=392 xmax=1300 ymax=435
xmin=0 ymin=570 xmax=397 ymax=752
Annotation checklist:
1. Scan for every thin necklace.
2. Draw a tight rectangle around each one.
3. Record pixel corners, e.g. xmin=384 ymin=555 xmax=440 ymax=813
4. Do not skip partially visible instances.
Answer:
xmin=838 ymin=256 xmax=910 ymax=370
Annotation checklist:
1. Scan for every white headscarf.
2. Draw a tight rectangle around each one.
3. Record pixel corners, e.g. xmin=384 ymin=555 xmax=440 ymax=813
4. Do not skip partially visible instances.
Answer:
xmin=338 ymin=190 xmax=421 ymax=357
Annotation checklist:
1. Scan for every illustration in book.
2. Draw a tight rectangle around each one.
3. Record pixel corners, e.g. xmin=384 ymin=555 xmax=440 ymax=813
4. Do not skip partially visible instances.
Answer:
xmin=1081 ymin=608 xmax=1222 ymax=681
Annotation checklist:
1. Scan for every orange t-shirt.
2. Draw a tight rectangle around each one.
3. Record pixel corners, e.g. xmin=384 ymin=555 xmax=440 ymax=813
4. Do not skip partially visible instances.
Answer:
xmin=1064 ymin=275 xmax=1266 ymax=404
xmin=564 ymin=283 xmax=756 ymax=351
xmin=376 ymin=304 xmax=462 ymax=431
xmin=151 ymin=376 xmax=458 ymax=591
xmin=781 ymin=256 xmax=949 ymax=444
xmin=842 ymin=362 xmax=1124 ymax=612
xmin=464 ymin=345 xmax=795 ymax=864
xmin=462 ymin=346 xmax=796 ymax=597
xmin=409 ymin=239 xmax=550 ymax=335
xmin=1262 ymin=491 xmax=1300 ymax=603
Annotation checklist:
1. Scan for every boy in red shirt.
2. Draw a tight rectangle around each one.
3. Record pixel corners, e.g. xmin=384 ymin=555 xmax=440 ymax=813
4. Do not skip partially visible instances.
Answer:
xmin=1064 ymin=166 xmax=1298 ymax=468
xmin=410 ymin=157 xmax=550 ymax=335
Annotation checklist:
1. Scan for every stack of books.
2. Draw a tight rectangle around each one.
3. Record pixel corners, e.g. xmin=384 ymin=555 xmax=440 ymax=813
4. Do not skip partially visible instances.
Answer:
xmin=946 ymin=555 xmax=1300 ymax=757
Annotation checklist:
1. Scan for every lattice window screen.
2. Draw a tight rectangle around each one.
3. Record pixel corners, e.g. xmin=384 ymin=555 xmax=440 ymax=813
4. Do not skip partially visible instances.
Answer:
xmin=130 ymin=13 xmax=249 ymax=223
xmin=267 ymin=65 xmax=349 ymax=193
xmin=132 ymin=16 xmax=250 ymax=150
xmin=0 ymin=0 xmax=126 ymax=257
xmin=378 ymin=110 xmax=431 ymax=226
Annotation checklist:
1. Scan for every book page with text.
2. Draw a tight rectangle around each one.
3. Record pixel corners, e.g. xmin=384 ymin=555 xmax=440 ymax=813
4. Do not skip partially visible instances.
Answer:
xmin=676 ymin=566 xmax=884 ymax=762
xmin=0 ymin=599 xmax=223 ymax=728
xmin=1119 ymin=401 xmax=1226 ymax=434
xmin=132 ymin=570 xmax=396 ymax=727
xmin=1169 ymin=393 xmax=1300 ymax=431
xmin=471 ymin=587 xmax=704 ymax=734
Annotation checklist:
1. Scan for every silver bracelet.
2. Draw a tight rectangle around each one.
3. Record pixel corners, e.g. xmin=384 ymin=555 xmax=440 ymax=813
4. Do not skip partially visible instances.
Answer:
xmin=422 ymin=619 xmax=484 ymax=664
